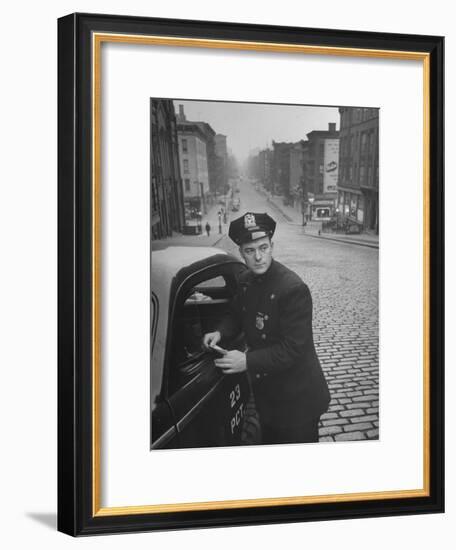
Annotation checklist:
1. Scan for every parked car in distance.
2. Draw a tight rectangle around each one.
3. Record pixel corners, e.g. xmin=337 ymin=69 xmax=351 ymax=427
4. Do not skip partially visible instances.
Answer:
xmin=151 ymin=246 xmax=259 ymax=450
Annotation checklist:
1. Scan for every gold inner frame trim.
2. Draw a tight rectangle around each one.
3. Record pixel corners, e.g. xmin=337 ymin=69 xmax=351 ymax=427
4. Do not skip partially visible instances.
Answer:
xmin=95 ymin=488 xmax=428 ymax=517
xmin=422 ymin=54 xmax=431 ymax=496
xmin=92 ymin=32 xmax=431 ymax=517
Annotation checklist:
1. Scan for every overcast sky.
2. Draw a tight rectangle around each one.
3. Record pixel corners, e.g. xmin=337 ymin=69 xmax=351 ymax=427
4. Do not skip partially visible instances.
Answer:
xmin=173 ymin=99 xmax=340 ymax=164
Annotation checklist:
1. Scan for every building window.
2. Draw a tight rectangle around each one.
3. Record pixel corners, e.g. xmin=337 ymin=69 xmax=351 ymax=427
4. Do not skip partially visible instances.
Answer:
xmin=361 ymin=132 xmax=368 ymax=156
xmin=369 ymin=130 xmax=375 ymax=157
xmin=182 ymin=139 xmax=188 ymax=153
xmin=183 ymin=159 xmax=189 ymax=173
xmin=184 ymin=179 xmax=190 ymax=192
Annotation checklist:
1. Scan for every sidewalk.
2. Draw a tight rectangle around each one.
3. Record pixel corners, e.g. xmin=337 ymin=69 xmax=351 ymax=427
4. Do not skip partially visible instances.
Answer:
xmin=151 ymin=201 xmax=229 ymax=250
xmin=302 ymin=228 xmax=379 ymax=249
xmin=258 ymin=187 xmax=379 ymax=249
xmin=256 ymin=187 xmax=301 ymax=224
xmin=151 ymin=230 xmax=226 ymax=250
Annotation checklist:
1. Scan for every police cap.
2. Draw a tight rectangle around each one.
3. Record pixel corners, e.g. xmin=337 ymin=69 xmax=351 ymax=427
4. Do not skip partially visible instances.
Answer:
xmin=228 ymin=212 xmax=276 ymax=246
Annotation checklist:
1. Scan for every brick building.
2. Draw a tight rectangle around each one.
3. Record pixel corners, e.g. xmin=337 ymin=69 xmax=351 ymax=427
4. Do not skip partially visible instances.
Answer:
xmin=337 ymin=107 xmax=379 ymax=233
xmin=214 ymin=134 xmax=229 ymax=195
xmin=289 ymin=142 xmax=305 ymax=208
xmin=271 ymin=141 xmax=295 ymax=199
xmin=258 ymin=148 xmax=273 ymax=192
xmin=304 ymin=122 xmax=339 ymax=221
xmin=150 ymin=98 xmax=185 ymax=240
xmin=176 ymin=105 xmax=211 ymax=216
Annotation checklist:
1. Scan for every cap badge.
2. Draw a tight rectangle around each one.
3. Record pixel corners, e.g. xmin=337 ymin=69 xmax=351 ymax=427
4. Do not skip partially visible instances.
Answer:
xmin=244 ymin=213 xmax=256 ymax=228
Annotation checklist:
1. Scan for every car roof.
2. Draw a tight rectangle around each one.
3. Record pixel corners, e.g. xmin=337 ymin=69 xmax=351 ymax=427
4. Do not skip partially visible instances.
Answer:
xmin=151 ymin=246 xmax=227 ymax=276
xmin=151 ymin=246 xmax=230 ymax=282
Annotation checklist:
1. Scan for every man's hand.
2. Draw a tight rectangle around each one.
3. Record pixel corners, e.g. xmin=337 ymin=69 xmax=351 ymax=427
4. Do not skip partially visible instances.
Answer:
xmin=214 ymin=350 xmax=247 ymax=374
xmin=203 ymin=330 xmax=221 ymax=349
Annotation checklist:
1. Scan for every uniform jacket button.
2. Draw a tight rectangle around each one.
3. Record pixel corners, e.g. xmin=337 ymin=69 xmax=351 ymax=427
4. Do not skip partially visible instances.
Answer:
xmin=261 ymin=334 xmax=267 ymax=339
xmin=255 ymin=373 xmax=261 ymax=379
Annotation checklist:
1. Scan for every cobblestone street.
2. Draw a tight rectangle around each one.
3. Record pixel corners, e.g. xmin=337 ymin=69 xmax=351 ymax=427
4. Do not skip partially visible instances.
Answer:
xmin=218 ymin=182 xmax=379 ymax=442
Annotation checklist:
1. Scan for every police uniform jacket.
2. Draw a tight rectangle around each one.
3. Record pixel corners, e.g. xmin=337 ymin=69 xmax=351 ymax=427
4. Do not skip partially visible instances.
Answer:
xmin=219 ymin=259 xmax=330 ymax=428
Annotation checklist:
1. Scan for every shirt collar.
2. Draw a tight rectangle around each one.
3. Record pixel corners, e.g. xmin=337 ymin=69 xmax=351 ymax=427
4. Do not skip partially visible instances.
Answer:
xmin=252 ymin=259 xmax=276 ymax=284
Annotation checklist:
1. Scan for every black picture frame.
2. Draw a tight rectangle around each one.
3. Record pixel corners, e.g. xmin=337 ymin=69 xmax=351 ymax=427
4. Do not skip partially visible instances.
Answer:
xmin=58 ymin=12 xmax=444 ymax=536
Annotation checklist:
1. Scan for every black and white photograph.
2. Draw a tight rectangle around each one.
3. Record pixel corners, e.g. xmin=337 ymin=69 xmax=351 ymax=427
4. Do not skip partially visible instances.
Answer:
xmin=0 ymin=0 xmax=448 ymax=543
xmin=151 ymin=99 xmax=379 ymax=450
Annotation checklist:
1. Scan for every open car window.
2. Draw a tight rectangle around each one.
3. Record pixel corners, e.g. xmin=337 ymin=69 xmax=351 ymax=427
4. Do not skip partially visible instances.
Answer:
xmin=193 ymin=275 xmax=226 ymax=289
xmin=167 ymin=263 xmax=244 ymax=394
xmin=185 ymin=275 xmax=229 ymax=305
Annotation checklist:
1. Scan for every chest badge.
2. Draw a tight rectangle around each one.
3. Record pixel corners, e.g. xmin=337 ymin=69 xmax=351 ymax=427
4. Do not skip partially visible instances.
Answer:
xmin=255 ymin=312 xmax=265 ymax=330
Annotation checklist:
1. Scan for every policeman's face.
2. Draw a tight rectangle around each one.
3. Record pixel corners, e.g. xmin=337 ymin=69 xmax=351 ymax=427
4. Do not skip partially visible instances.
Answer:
xmin=240 ymin=236 xmax=273 ymax=275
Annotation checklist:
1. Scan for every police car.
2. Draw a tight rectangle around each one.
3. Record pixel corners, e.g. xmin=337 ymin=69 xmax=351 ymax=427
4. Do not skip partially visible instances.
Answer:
xmin=151 ymin=246 xmax=259 ymax=449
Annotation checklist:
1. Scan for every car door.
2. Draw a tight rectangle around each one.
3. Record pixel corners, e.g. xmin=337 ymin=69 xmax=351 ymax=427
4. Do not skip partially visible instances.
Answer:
xmin=164 ymin=262 xmax=252 ymax=449
xmin=150 ymin=291 xmax=180 ymax=449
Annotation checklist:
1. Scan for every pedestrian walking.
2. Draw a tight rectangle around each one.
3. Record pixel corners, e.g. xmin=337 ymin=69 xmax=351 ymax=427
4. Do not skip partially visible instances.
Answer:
xmin=205 ymin=221 xmax=211 ymax=236
xmin=203 ymin=212 xmax=330 ymax=444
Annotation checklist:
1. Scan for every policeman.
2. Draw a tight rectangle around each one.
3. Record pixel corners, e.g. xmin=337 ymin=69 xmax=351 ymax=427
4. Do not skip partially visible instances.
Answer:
xmin=203 ymin=212 xmax=330 ymax=444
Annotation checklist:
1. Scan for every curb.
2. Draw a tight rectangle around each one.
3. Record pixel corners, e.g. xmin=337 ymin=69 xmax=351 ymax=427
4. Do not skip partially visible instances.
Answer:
xmin=266 ymin=197 xmax=294 ymax=222
xmin=227 ymin=187 xmax=379 ymax=250
xmin=301 ymin=232 xmax=379 ymax=249
xmin=262 ymin=194 xmax=378 ymax=250
xmin=212 ymin=234 xmax=227 ymax=247
xmin=255 ymin=187 xmax=295 ymax=223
